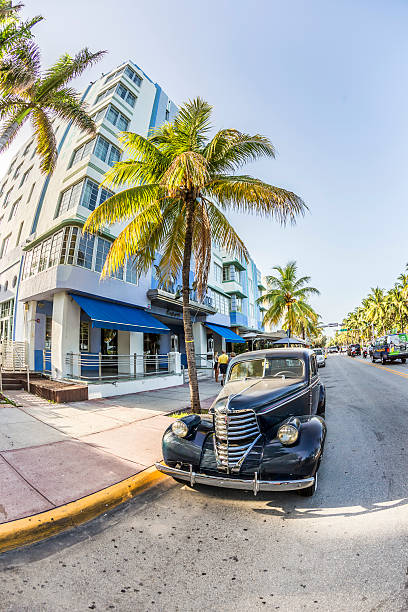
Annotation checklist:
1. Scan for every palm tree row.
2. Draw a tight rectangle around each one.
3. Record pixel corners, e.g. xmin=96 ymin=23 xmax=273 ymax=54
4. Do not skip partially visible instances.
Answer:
xmin=334 ymin=268 xmax=408 ymax=346
xmin=257 ymin=261 xmax=320 ymax=340
xmin=0 ymin=1 xmax=104 ymax=173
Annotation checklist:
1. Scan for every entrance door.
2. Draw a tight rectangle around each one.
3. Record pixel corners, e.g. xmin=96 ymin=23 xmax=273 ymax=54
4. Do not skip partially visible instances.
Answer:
xmin=101 ymin=329 xmax=118 ymax=373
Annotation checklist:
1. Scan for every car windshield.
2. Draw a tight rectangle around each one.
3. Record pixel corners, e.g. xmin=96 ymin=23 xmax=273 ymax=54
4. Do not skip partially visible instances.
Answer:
xmin=228 ymin=357 xmax=305 ymax=381
xmin=313 ymin=349 xmax=323 ymax=355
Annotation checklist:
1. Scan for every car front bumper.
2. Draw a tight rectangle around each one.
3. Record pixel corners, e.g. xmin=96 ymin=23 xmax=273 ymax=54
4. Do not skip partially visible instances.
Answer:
xmin=155 ymin=461 xmax=315 ymax=496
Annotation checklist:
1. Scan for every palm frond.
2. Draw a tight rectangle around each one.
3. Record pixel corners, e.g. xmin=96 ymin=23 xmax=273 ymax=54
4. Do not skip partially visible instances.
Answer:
xmin=83 ymin=184 xmax=162 ymax=234
xmin=206 ymin=175 xmax=306 ymax=223
xmin=47 ymin=88 xmax=95 ymax=134
xmin=31 ymin=108 xmax=57 ymax=173
xmin=35 ymin=48 xmax=106 ymax=100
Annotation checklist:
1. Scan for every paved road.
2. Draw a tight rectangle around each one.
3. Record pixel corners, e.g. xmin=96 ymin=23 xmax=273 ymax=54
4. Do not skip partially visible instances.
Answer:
xmin=2 ymin=355 xmax=408 ymax=612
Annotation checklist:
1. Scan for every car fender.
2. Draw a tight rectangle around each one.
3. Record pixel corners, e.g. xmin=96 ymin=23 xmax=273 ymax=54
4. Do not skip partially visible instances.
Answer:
xmin=261 ymin=416 xmax=326 ymax=478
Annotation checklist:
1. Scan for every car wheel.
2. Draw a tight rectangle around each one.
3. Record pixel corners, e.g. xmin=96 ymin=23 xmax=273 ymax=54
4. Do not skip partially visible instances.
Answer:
xmin=298 ymin=474 xmax=317 ymax=497
xmin=402 ymin=358 xmax=406 ymax=364
xmin=382 ymin=355 xmax=387 ymax=365
xmin=371 ymin=355 xmax=376 ymax=363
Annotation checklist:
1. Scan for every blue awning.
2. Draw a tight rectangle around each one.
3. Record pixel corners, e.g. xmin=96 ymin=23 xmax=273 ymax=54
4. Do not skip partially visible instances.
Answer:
xmin=70 ymin=294 xmax=170 ymax=334
xmin=204 ymin=322 xmax=246 ymax=343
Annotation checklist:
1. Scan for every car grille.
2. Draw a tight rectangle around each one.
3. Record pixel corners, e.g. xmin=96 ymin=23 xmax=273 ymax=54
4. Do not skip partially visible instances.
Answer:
xmin=214 ymin=408 xmax=261 ymax=472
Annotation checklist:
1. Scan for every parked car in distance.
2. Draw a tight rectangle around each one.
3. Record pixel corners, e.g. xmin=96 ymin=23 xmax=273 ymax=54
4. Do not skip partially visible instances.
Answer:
xmin=156 ymin=349 xmax=327 ymax=497
xmin=328 ymin=346 xmax=338 ymax=353
xmin=371 ymin=334 xmax=408 ymax=364
xmin=347 ymin=344 xmax=361 ymax=356
xmin=313 ymin=348 xmax=326 ymax=367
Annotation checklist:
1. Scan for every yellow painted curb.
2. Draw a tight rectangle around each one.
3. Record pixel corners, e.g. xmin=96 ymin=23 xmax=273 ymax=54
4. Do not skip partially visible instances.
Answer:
xmin=0 ymin=466 xmax=167 ymax=554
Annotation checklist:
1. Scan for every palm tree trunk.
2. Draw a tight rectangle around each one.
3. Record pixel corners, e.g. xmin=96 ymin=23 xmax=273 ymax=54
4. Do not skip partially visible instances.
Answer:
xmin=182 ymin=200 xmax=201 ymax=413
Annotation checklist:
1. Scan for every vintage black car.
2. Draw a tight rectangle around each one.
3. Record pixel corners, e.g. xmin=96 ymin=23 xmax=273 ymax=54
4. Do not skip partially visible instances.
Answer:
xmin=156 ymin=348 xmax=327 ymax=496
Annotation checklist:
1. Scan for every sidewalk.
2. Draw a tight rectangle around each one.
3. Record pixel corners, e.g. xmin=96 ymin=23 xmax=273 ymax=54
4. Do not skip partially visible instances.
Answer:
xmin=0 ymin=380 xmax=219 ymax=525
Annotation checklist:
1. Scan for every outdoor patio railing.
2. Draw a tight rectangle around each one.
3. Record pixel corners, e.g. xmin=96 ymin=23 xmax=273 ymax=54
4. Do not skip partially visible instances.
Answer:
xmin=64 ymin=352 xmax=172 ymax=381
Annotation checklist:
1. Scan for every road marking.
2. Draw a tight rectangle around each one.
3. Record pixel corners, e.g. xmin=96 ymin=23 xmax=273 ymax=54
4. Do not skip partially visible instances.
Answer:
xmin=350 ymin=358 xmax=408 ymax=379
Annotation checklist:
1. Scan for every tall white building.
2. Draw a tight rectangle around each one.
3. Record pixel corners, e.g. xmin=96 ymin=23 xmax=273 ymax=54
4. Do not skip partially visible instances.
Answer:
xmin=0 ymin=60 xmax=266 ymax=396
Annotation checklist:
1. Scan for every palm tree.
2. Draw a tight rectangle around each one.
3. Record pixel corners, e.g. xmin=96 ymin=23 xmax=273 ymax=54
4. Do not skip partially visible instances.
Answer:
xmin=0 ymin=46 xmax=105 ymax=173
xmin=0 ymin=1 xmax=42 ymax=61
xmin=258 ymin=261 xmax=320 ymax=338
xmin=83 ymin=98 xmax=306 ymax=412
xmin=365 ymin=287 xmax=388 ymax=336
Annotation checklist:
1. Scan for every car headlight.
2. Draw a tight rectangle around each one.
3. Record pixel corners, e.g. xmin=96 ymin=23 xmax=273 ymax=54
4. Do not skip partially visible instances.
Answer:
xmin=278 ymin=424 xmax=299 ymax=445
xmin=171 ymin=420 xmax=189 ymax=438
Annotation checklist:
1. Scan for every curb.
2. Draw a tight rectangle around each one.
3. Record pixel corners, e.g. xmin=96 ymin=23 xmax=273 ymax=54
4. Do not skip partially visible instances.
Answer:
xmin=0 ymin=466 xmax=167 ymax=554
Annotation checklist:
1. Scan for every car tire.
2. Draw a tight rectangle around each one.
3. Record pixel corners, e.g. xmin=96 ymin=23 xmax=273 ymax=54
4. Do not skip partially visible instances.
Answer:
xmin=382 ymin=355 xmax=387 ymax=365
xmin=402 ymin=358 xmax=406 ymax=364
xmin=298 ymin=474 xmax=317 ymax=497
xmin=371 ymin=355 xmax=376 ymax=363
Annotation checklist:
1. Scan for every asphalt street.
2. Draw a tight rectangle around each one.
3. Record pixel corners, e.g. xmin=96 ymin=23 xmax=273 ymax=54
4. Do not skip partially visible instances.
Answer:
xmin=2 ymin=354 xmax=408 ymax=612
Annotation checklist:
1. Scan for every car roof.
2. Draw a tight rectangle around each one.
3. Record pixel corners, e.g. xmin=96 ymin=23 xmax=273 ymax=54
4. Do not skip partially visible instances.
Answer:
xmin=230 ymin=348 xmax=312 ymax=362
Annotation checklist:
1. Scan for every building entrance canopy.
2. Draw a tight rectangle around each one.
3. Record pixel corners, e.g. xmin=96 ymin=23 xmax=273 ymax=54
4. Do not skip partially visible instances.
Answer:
xmin=70 ymin=294 xmax=170 ymax=334
xmin=204 ymin=322 xmax=245 ymax=343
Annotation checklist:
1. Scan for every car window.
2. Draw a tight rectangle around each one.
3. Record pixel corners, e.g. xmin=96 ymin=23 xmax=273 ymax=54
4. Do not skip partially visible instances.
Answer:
xmin=313 ymin=349 xmax=323 ymax=355
xmin=310 ymin=355 xmax=318 ymax=377
xmin=264 ymin=357 xmax=304 ymax=379
xmin=229 ymin=359 xmax=265 ymax=381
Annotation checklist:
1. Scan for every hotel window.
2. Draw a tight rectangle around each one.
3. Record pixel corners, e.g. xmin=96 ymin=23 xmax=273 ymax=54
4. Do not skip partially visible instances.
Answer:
xmin=93 ymin=107 xmax=106 ymax=123
xmin=27 ymin=183 xmax=35 ymax=203
xmin=59 ymin=227 xmax=71 ymax=264
xmin=3 ymin=187 xmax=13 ymax=208
xmin=22 ymin=226 xmax=138 ymax=284
xmin=106 ymin=105 xmax=129 ymax=131
xmin=23 ymin=141 xmax=33 ymax=156
xmin=30 ymin=243 xmax=42 ymax=274
xmin=115 ymin=83 xmax=136 ymax=107
xmin=15 ymin=221 xmax=23 ymax=246
xmin=80 ymin=178 xmax=113 ymax=212
xmin=8 ymin=197 xmax=20 ymax=221
xmin=38 ymin=236 xmax=52 ymax=272
xmin=57 ymin=180 xmax=83 ymax=215
xmin=95 ymin=85 xmax=115 ymax=105
xmin=49 ymin=230 xmax=63 ymax=267
xmin=66 ymin=227 xmax=79 ymax=264
xmin=69 ymin=139 xmax=94 ymax=167
xmin=223 ymin=265 xmax=232 ymax=282
xmin=125 ymin=257 xmax=138 ymax=284
xmin=104 ymin=72 xmax=117 ymax=84
xmin=13 ymin=163 xmax=23 ymax=180
xmin=1 ymin=234 xmax=11 ymax=258
xmin=76 ymin=233 xmax=94 ymax=269
xmin=230 ymin=296 xmax=242 ymax=313
xmin=124 ymin=66 xmax=142 ymax=87
xmin=19 ymin=166 xmax=32 ymax=188
xmin=165 ymin=110 xmax=170 ymax=121
xmin=80 ymin=321 xmax=90 ymax=351
xmin=94 ymin=236 xmax=110 ymax=273
xmin=93 ymin=135 xmax=121 ymax=166
xmin=214 ymin=263 xmax=222 ymax=284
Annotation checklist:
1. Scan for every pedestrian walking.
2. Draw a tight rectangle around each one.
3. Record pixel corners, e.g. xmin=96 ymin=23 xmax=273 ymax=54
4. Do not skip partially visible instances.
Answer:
xmin=218 ymin=350 xmax=229 ymax=385
xmin=213 ymin=352 xmax=219 ymax=383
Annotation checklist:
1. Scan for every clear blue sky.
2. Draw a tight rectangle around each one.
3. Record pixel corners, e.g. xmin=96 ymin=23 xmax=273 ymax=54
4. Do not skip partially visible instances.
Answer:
xmin=3 ymin=0 xmax=408 ymax=325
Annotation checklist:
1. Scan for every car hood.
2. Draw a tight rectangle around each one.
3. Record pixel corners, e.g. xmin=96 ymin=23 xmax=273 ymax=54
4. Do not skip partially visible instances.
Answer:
xmin=213 ymin=377 xmax=307 ymax=412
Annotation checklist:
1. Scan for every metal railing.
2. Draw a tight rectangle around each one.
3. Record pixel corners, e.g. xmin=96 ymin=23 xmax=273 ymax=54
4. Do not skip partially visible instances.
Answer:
xmin=42 ymin=349 xmax=52 ymax=374
xmin=64 ymin=352 xmax=172 ymax=381
xmin=0 ymin=340 xmax=28 ymax=371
